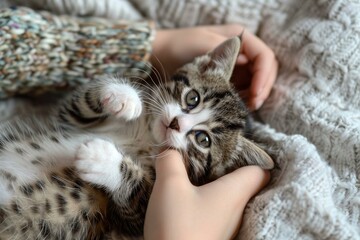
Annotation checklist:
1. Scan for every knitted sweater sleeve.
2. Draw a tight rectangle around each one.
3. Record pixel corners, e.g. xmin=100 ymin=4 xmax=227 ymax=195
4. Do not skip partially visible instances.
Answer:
xmin=0 ymin=7 xmax=155 ymax=98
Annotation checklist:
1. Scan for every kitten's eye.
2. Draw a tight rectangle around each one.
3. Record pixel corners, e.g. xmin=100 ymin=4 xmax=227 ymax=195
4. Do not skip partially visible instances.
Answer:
xmin=185 ymin=90 xmax=200 ymax=110
xmin=195 ymin=131 xmax=211 ymax=148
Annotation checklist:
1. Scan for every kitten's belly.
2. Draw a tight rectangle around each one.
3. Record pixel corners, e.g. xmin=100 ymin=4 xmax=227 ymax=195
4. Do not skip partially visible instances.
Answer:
xmin=0 ymin=132 xmax=89 ymax=205
xmin=0 ymin=120 xmax=156 ymax=239
xmin=0 ymin=116 xmax=155 ymax=207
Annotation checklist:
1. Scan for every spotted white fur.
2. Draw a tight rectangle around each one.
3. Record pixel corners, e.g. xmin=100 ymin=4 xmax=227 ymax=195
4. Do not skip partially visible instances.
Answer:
xmin=75 ymin=138 xmax=124 ymax=191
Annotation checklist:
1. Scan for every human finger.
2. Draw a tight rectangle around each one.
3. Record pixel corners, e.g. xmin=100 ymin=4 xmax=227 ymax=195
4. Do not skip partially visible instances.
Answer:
xmin=249 ymin=58 xmax=278 ymax=110
xmin=248 ymin=51 xmax=275 ymax=99
xmin=155 ymin=149 xmax=189 ymax=183
xmin=237 ymin=54 xmax=249 ymax=65
xmin=241 ymin=32 xmax=275 ymax=96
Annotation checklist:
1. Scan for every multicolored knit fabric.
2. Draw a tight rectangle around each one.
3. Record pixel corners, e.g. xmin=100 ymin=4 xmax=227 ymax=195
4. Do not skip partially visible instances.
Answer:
xmin=0 ymin=7 xmax=154 ymax=98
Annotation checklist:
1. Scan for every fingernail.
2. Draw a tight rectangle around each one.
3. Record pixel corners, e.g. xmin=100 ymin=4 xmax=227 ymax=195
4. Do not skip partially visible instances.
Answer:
xmin=257 ymin=87 xmax=264 ymax=96
xmin=237 ymin=54 xmax=248 ymax=64
xmin=255 ymin=100 xmax=264 ymax=110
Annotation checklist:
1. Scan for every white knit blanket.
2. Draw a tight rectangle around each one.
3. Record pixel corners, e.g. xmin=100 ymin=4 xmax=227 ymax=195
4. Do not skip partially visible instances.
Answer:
xmin=2 ymin=0 xmax=360 ymax=239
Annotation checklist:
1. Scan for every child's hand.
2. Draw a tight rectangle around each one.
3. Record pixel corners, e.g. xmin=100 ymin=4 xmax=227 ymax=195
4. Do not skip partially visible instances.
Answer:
xmin=151 ymin=25 xmax=278 ymax=110
xmin=144 ymin=149 xmax=270 ymax=240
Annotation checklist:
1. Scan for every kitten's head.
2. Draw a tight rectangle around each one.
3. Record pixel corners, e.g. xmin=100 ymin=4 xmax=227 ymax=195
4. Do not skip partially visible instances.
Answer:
xmin=149 ymin=36 xmax=273 ymax=185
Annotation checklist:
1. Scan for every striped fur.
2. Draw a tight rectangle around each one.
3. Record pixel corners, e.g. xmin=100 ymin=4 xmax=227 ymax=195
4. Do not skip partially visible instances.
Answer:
xmin=0 ymin=37 xmax=273 ymax=240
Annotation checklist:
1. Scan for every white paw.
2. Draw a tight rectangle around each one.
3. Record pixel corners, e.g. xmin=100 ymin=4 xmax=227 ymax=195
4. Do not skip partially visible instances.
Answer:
xmin=75 ymin=139 xmax=123 ymax=191
xmin=101 ymin=83 xmax=142 ymax=121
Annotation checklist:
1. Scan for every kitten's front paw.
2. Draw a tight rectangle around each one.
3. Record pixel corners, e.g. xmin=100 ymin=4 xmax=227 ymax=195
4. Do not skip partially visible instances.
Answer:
xmin=101 ymin=83 xmax=142 ymax=121
xmin=75 ymin=139 xmax=123 ymax=191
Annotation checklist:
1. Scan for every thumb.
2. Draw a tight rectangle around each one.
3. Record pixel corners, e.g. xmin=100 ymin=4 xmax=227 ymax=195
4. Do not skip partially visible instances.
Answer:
xmin=155 ymin=149 xmax=189 ymax=183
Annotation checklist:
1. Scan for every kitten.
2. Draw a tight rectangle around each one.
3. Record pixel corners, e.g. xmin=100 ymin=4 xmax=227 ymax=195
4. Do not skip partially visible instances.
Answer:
xmin=0 ymin=36 xmax=273 ymax=240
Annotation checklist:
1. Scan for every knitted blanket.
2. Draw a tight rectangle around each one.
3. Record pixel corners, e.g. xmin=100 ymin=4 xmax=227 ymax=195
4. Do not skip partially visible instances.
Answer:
xmin=2 ymin=0 xmax=360 ymax=239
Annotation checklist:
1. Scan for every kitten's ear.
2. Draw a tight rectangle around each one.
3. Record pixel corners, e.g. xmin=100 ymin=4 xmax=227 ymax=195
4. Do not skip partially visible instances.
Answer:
xmin=201 ymin=36 xmax=242 ymax=82
xmin=233 ymin=135 xmax=274 ymax=170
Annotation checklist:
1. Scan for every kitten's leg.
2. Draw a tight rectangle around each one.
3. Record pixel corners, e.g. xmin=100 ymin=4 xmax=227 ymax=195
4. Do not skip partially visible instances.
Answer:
xmin=75 ymin=138 xmax=154 ymax=237
xmin=58 ymin=77 xmax=142 ymax=127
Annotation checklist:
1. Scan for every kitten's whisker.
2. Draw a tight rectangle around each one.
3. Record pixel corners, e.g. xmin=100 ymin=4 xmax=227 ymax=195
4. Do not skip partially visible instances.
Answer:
xmin=131 ymin=67 xmax=165 ymax=99
xmin=149 ymin=138 xmax=170 ymax=148
xmin=149 ymin=54 xmax=170 ymax=84
xmin=147 ymin=146 xmax=173 ymax=159
xmin=130 ymin=76 xmax=169 ymax=109
xmin=136 ymin=60 xmax=163 ymax=85
xmin=154 ymin=148 xmax=173 ymax=159
xmin=148 ymin=102 xmax=164 ymax=113
xmin=131 ymin=66 xmax=171 ymax=109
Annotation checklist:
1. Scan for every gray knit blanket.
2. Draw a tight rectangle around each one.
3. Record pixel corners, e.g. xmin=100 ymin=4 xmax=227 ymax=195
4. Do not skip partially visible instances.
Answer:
xmin=2 ymin=0 xmax=360 ymax=239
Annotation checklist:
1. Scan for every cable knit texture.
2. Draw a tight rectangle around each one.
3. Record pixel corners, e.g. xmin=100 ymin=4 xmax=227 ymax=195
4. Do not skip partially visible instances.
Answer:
xmin=2 ymin=0 xmax=360 ymax=239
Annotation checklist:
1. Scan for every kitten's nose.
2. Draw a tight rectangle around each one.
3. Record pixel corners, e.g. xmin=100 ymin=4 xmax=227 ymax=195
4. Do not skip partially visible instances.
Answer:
xmin=169 ymin=117 xmax=180 ymax=131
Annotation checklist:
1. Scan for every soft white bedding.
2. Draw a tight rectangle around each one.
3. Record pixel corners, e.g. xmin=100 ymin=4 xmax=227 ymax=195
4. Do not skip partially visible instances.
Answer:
xmin=2 ymin=0 xmax=360 ymax=239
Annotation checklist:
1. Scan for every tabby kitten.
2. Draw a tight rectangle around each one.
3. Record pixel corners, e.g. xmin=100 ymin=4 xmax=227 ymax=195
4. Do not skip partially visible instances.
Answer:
xmin=0 ymin=36 xmax=273 ymax=240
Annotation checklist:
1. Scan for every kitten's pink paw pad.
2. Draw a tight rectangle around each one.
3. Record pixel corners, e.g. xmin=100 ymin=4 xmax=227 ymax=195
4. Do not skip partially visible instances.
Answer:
xmin=101 ymin=84 xmax=142 ymax=121
xmin=75 ymin=138 xmax=123 ymax=191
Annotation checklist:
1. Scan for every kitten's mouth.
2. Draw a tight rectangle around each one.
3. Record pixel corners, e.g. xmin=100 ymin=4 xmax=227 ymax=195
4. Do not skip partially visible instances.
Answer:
xmin=159 ymin=119 xmax=177 ymax=146
xmin=159 ymin=120 xmax=169 ymax=140
xmin=162 ymin=121 xmax=172 ymax=139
